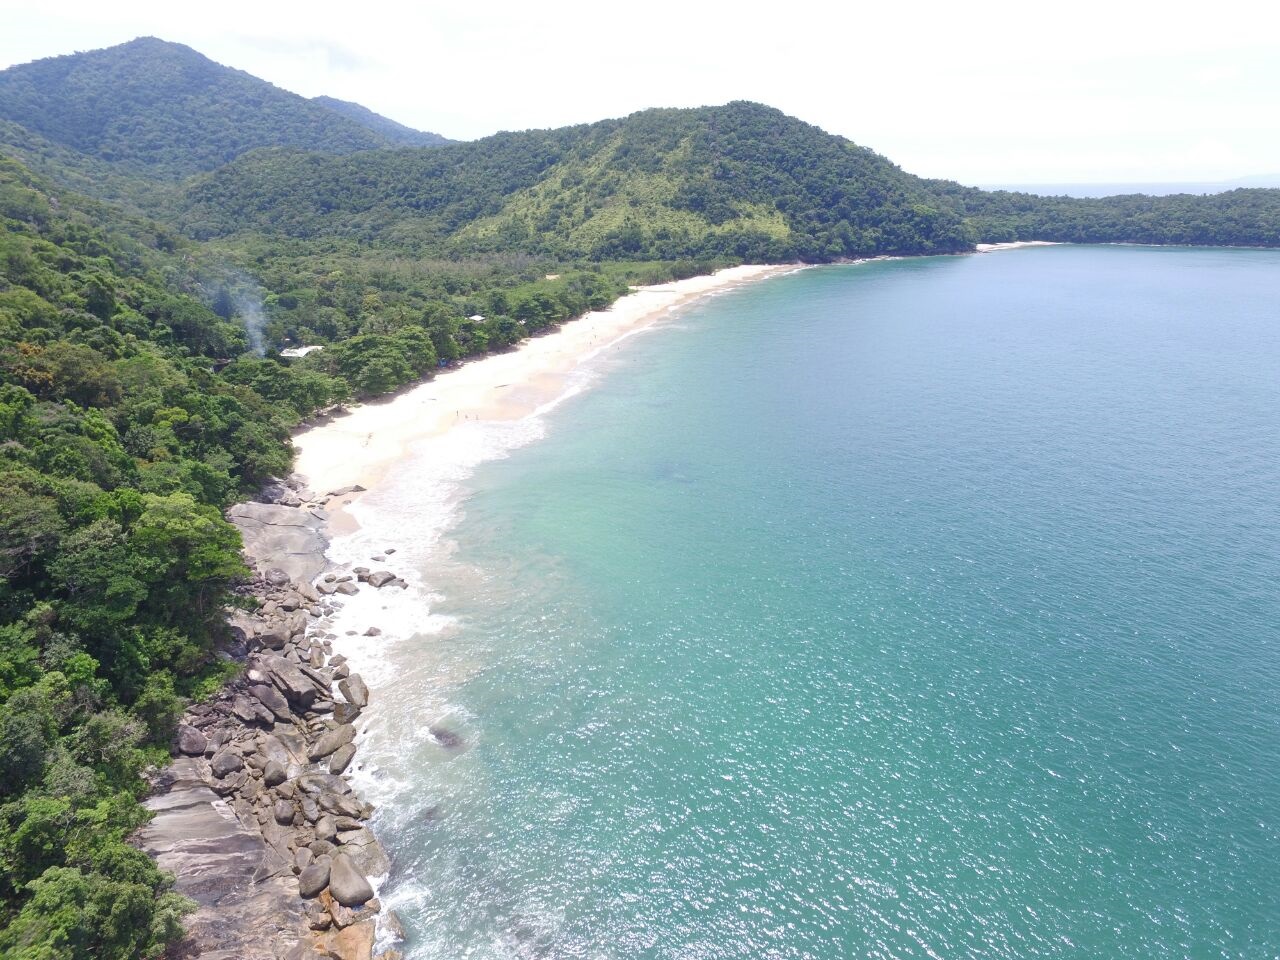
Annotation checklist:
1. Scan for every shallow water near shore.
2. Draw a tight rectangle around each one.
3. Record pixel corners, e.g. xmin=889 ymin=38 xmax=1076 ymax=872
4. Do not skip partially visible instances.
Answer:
xmin=334 ymin=246 xmax=1280 ymax=959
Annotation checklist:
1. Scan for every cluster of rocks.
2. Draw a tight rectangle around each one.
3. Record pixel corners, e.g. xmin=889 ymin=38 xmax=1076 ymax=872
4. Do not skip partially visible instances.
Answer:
xmin=136 ymin=475 xmax=411 ymax=960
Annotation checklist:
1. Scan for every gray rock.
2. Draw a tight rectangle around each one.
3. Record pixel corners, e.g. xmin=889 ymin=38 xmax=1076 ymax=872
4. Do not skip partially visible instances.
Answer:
xmin=327 ymin=484 xmax=366 ymax=497
xmin=430 ymin=725 xmax=464 ymax=750
xmin=273 ymin=799 xmax=296 ymax=825
xmin=304 ymin=898 xmax=332 ymax=930
xmin=210 ymin=749 xmax=244 ymax=779
xmin=256 ymin=625 xmax=289 ymax=650
xmin=327 ymin=898 xmax=379 ymax=931
xmin=249 ymin=683 xmax=292 ymax=722
xmin=293 ymin=847 xmax=314 ymax=875
xmin=263 ymin=759 xmax=287 ymax=787
xmin=333 ymin=701 xmax=361 ymax=724
xmin=329 ymin=743 xmax=357 ymax=775
xmin=339 ymin=674 xmax=369 ymax=708
xmin=319 ymin=792 xmax=364 ymax=819
xmin=211 ymin=769 xmax=247 ymax=796
xmin=231 ymin=695 xmax=260 ymax=724
xmin=175 ymin=724 xmax=207 ymax=756
xmin=309 ymin=839 xmax=336 ymax=858
xmin=263 ymin=655 xmax=318 ymax=709
xmin=335 ymin=581 xmax=359 ymax=596
xmin=296 ymin=773 xmax=351 ymax=796
xmin=366 ymin=571 xmax=396 ymax=588
xmin=315 ymin=815 xmax=338 ymax=842
xmin=134 ymin=757 xmax=307 ymax=955
xmin=300 ymin=795 xmax=321 ymax=823
xmin=309 ymin=723 xmax=356 ymax=761
xmin=328 ymin=854 xmax=374 ymax=906
xmin=336 ymin=828 xmax=390 ymax=877
xmin=297 ymin=857 xmax=331 ymax=898
xmin=227 ymin=502 xmax=328 ymax=584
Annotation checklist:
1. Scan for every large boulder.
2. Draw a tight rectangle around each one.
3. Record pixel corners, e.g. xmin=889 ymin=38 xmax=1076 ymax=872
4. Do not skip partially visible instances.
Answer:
xmin=262 ymin=655 xmax=318 ymax=710
xmin=308 ymin=724 xmax=356 ymax=761
xmin=175 ymin=724 xmax=207 ymax=756
xmin=295 ymin=773 xmax=351 ymax=796
xmin=256 ymin=625 xmax=289 ymax=650
xmin=329 ymin=743 xmax=357 ymax=775
xmin=339 ymin=675 xmax=369 ymax=709
xmin=319 ymin=792 xmax=364 ymax=819
xmin=297 ymin=857 xmax=331 ymax=899
xmin=263 ymin=759 xmax=287 ymax=787
xmin=366 ymin=571 xmax=396 ymax=588
xmin=273 ymin=798 xmax=296 ymax=826
xmin=249 ymin=683 xmax=292 ymax=722
xmin=227 ymin=502 xmax=327 ymax=584
xmin=210 ymin=749 xmax=244 ymax=779
xmin=334 ymin=702 xmax=362 ymax=724
xmin=328 ymin=854 xmax=374 ymax=906
xmin=337 ymin=829 xmax=391 ymax=878
xmin=231 ymin=695 xmax=260 ymax=724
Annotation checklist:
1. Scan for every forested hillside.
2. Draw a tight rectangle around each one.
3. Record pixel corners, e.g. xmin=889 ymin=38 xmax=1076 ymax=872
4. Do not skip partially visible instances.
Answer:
xmin=0 ymin=38 xmax=449 ymax=179
xmin=310 ymin=96 xmax=452 ymax=147
xmin=0 ymin=155 xmax=290 ymax=956
xmin=176 ymin=102 xmax=973 ymax=260
xmin=931 ymin=181 xmax=1280 ymax=246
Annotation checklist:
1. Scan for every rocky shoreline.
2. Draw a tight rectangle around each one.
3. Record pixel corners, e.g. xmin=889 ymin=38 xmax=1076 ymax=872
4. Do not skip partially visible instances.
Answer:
xmin=134 ymin=476 xmax=407 ymax=960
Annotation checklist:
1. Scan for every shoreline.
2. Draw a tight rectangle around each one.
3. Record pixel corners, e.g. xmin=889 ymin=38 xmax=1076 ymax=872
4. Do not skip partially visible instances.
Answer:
xmin=974 ymin=240 xmax=1062 ymax=252
xmin=293 ymin=264 xmax=799 ymax=535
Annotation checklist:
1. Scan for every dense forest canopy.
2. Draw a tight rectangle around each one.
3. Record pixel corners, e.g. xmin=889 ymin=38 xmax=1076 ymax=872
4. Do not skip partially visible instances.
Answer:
xmin=0 ymin=38 xmax=450 ymax=180
xmin=1 ymin=34 xmax=1279 ymax=959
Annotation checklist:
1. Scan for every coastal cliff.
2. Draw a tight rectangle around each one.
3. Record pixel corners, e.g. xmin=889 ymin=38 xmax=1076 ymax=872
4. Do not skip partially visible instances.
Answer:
xmin=134 ymin=478 xmax=402 ymax=960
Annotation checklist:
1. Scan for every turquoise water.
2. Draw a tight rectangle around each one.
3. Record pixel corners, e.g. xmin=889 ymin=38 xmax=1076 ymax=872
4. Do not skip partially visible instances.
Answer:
xmin=361 ymin=247 xmax=1280 ymax=959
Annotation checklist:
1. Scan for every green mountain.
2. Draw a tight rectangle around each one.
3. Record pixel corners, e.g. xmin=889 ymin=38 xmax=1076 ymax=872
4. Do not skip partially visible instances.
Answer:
xmin=177 ymin=101 xmax=973 ymax=260
xmin=0 ymin=37 xmax=449 ymax=179
xmin=310 ymin=95 xmax=451 ymax=147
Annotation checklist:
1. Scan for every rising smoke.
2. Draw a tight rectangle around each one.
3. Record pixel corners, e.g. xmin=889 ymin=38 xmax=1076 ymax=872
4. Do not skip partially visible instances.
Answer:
xmin=208 ymin=267 xmax=271 ymax=357
xmin=234 ymin=288 xmax=268 ymax=357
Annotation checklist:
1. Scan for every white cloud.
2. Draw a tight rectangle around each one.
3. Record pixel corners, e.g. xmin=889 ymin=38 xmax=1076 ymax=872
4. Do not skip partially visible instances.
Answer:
xmin=0 ymin=0 xmax=1277 ymax=182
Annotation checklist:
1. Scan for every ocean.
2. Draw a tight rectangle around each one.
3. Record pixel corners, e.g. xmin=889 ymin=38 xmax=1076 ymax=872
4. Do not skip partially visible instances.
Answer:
xmin=327 ymin=245 xmax=1280 ymax=959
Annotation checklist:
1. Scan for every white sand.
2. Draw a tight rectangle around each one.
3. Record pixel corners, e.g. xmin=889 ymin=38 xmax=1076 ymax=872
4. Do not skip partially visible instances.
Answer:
xmin=293 ymin=264 xmax=796 ymax=532
xmin=974 ymin=240 xmax=1061 ymax=253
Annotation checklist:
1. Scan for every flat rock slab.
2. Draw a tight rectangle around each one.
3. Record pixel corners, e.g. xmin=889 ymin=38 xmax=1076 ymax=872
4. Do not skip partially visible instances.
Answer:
xmin=227 ymin=502 xmax=328 ymax=584
xmin=134 ymin=759 xmax=306 ymax=958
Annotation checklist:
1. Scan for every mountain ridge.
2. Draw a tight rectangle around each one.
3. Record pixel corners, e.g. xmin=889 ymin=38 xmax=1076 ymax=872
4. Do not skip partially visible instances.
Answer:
xmin=0 ymin=37 xmax=451 ymax=178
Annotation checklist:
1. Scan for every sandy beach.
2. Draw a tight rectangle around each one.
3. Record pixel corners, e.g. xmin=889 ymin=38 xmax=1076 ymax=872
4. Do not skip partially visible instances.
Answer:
xmin=293 ymin=264 xmax=796 ymax=532
xmin=975 ymin=240 xmax=1061 ymax=252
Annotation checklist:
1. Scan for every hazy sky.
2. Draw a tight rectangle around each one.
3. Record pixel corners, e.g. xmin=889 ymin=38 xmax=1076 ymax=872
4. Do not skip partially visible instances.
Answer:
xmin=2 ymin=0 xmax=1277 ymax=184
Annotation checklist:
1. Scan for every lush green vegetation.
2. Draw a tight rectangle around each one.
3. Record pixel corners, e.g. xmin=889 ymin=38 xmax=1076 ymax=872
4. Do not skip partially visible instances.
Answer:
xmin=310 ymin=96 xmax=451 ymax=148
xmin=175 ymin=102 xmax=973 ymax=260
xmin=0 ymin=156 xmax=301 ymax=958
xmin=930 ymin=181 xmax=1280 ymax=246
xmin=0 ymin=38 xmax=448 ymax=181
xmin=1 ymin=34 xmax=1279 ymax=959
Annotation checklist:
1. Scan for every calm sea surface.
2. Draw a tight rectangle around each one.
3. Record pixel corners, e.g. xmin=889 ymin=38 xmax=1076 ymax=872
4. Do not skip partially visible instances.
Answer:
xmin=340 ymin=246 xmax=1280 ymax=959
